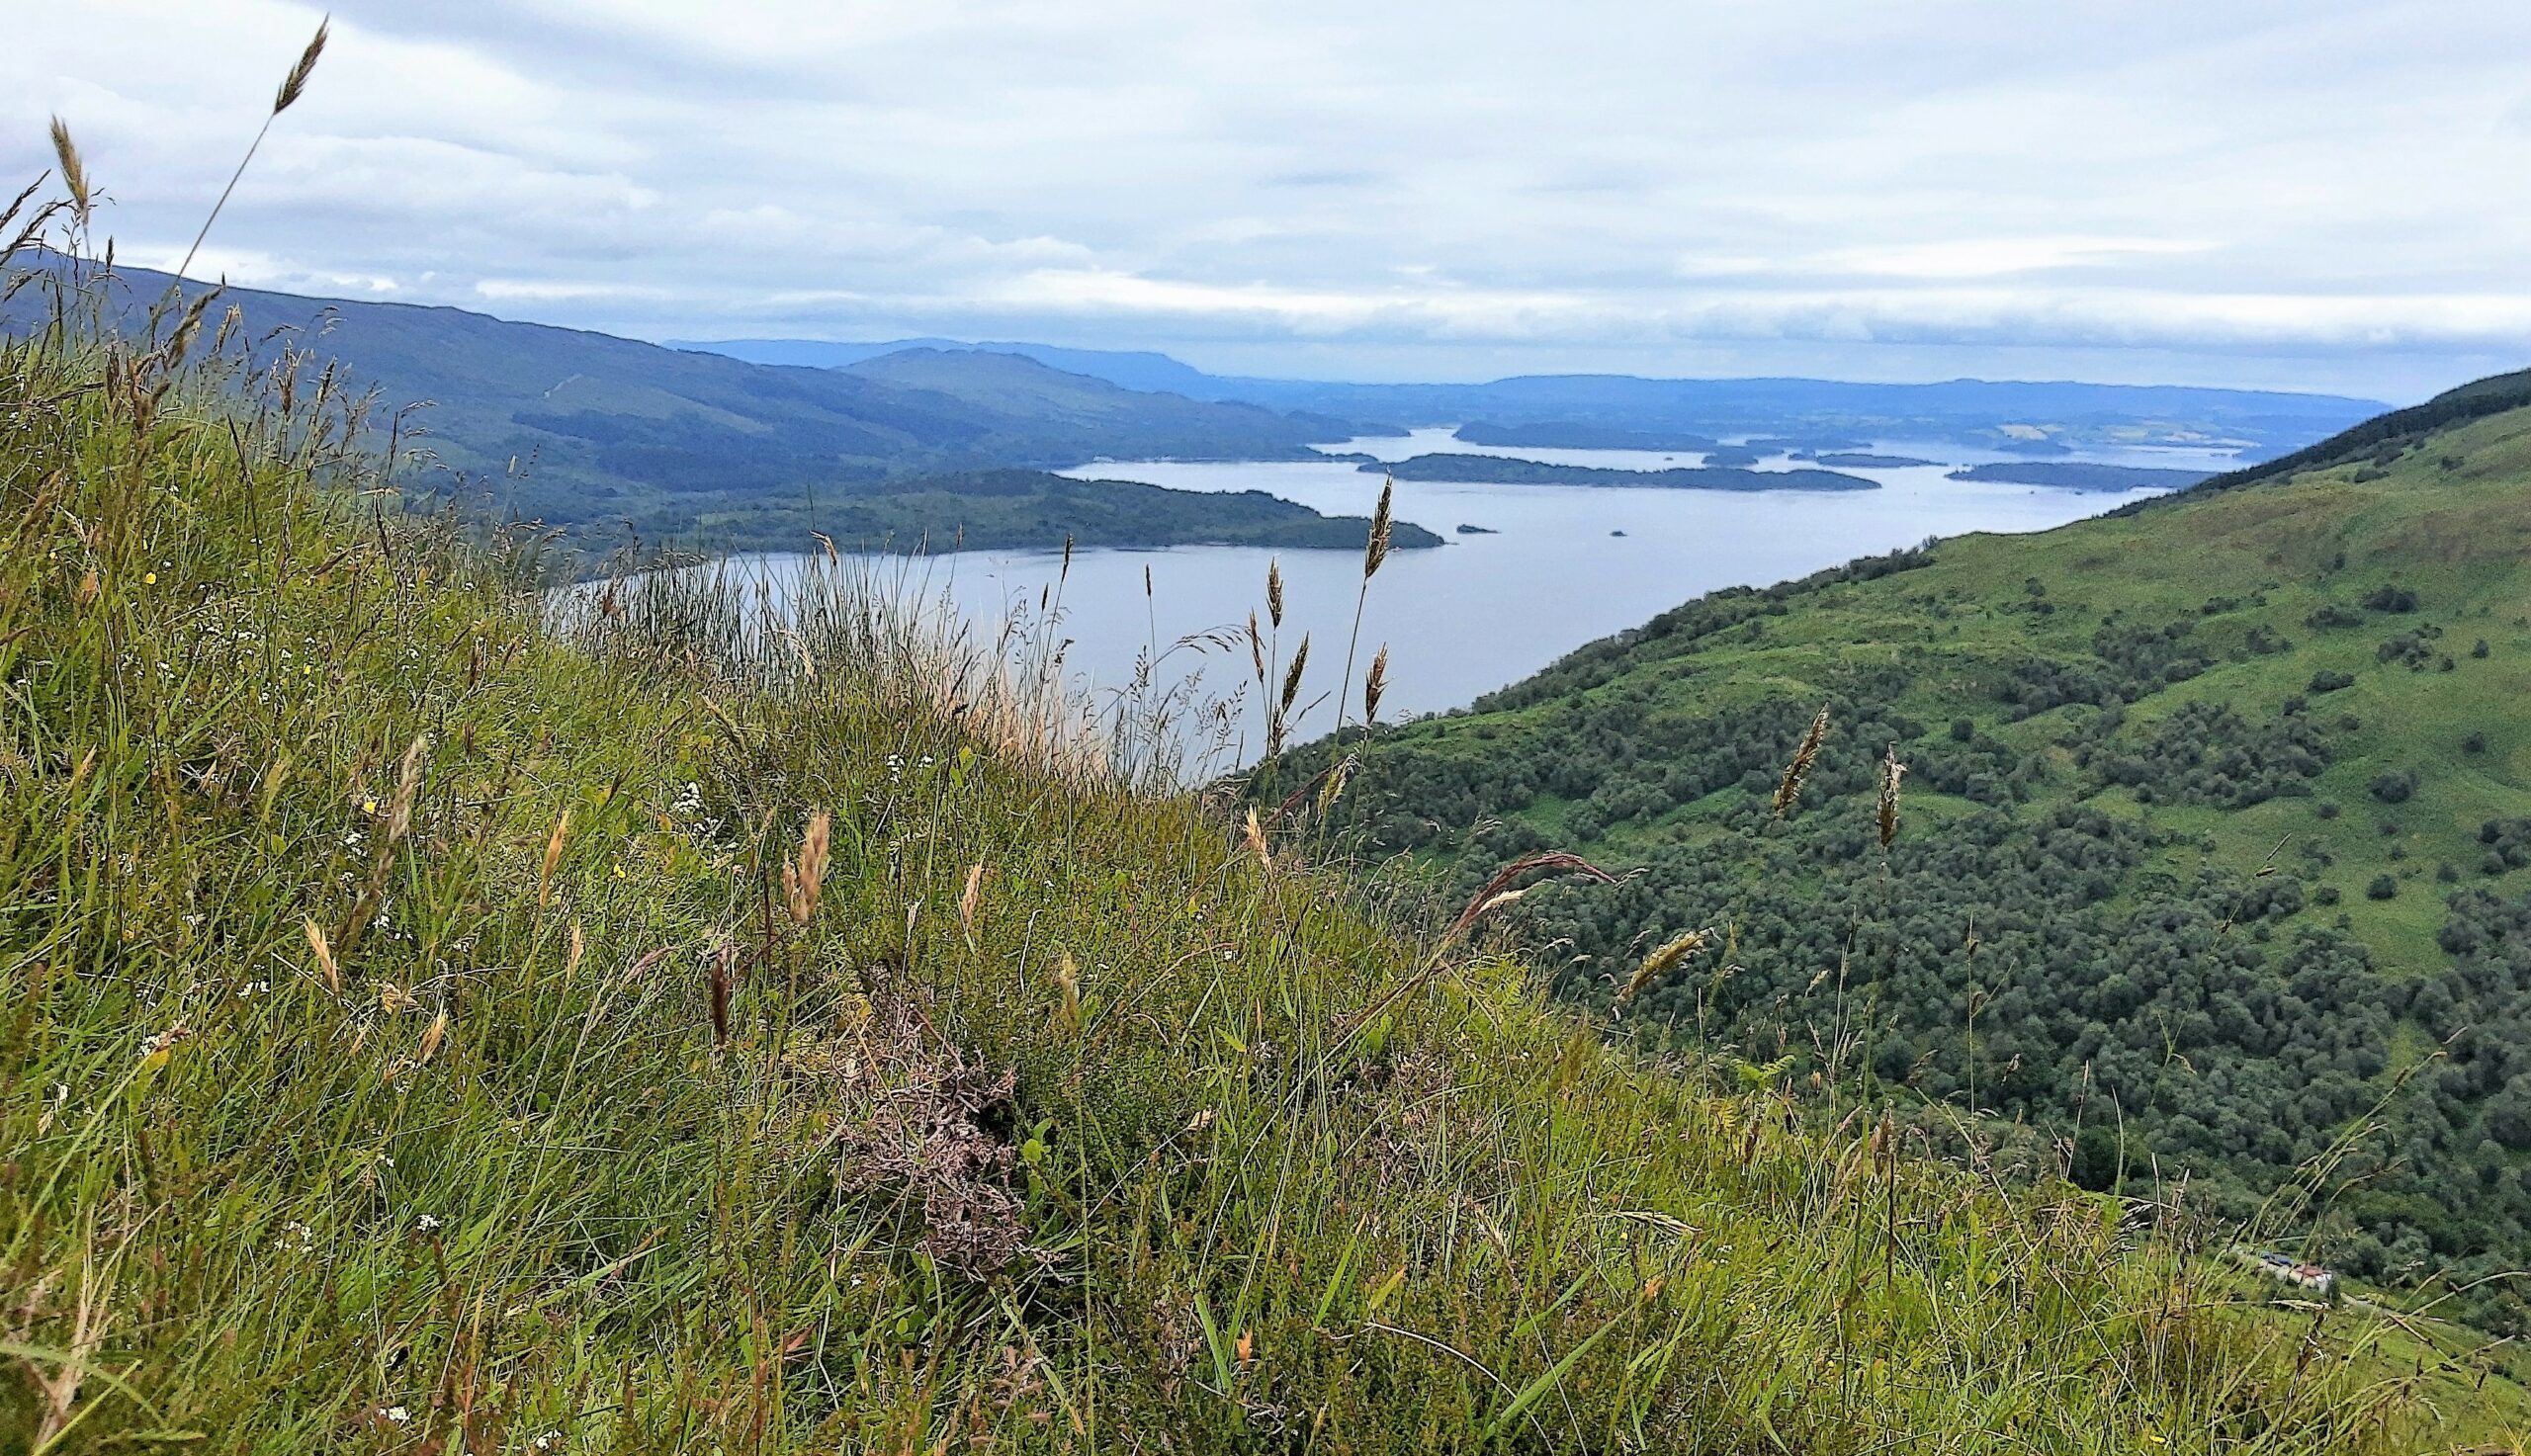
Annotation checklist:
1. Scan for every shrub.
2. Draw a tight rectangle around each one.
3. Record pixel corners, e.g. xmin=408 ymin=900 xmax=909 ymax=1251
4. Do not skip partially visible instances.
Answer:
xmin=2369 ymin=768 xmax=2417 ymax=805
xmin=2366 ymin=874 xmax=2400 ymax=900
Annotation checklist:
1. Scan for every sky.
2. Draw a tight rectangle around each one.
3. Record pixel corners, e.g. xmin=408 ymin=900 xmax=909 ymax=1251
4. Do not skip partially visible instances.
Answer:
xmin=10 ymin=0 xmax=2531 ymax=402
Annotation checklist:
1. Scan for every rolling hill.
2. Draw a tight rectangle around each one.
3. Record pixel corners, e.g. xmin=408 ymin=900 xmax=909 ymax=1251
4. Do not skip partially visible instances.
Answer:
xmin=0 ymin=256 xmax=1361 ymax=553
xmin=1286 ymin=365 xmax=2531 ymax=1334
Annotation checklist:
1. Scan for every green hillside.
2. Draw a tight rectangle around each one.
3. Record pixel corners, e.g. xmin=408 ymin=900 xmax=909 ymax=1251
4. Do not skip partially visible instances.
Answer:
xmin=0 ymin=256 xmax=1357 ymax=553
xmin=1292 ymin=367 xmax=2531 ymax=1334
xmin=2 ymin=229 xmax=2476 ymax=1452
xmin=591 ymin=468 xmax=1444 ymax=556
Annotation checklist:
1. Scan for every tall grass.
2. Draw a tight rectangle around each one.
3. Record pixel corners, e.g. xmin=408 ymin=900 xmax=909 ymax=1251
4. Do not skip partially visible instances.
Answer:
xmin=0 ymin=196 xmax=2447 ymax=1453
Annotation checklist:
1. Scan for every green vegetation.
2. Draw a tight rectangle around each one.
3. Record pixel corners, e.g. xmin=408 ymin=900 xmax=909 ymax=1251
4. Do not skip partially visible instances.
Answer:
xmin=1292 ymin=367 xmax=2531 ymax=1336
xmin=1371 ymin=453 xmax=1875 ymax=491
xmin=1946 ymin=463 xmax=2214 ymax=491
xmin=626 ymin=468 xmax=1443 ymax=555
xmin=0 ymin=217 xmax=2464 ymax=1453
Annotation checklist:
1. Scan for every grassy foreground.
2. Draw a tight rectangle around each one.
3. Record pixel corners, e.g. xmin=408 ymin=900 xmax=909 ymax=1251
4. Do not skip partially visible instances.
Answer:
xmin=0 ymin=284 xmax=2454 ymax=1450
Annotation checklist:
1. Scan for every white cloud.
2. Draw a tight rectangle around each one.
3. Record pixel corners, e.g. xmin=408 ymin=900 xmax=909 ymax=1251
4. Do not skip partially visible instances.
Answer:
xmin=7 ymin=0 xmax=2531 ymax=398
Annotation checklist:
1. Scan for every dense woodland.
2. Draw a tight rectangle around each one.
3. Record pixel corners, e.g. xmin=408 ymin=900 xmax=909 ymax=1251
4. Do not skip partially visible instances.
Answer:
xmin=1279 ymin=384 xmax=2531 ymax=1333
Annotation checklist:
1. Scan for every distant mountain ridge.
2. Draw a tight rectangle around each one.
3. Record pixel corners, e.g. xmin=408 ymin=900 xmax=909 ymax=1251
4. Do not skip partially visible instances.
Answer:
xmin=677 ymin=336 xmax=2388 ymax=457
xmin=676 ymin=336 xmax=1226 ymax=397
xmin=0 ymin=256 xmax=1367 ymax=553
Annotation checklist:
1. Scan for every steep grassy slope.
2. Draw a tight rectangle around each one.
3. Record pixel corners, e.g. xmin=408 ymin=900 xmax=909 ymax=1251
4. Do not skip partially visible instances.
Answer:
xmin=0 ymin=257 xmax=1352 ymax=551
xmin=0 ymin=267 xmax=2458 ymax=1450
xmin=1292 ymin=368 xmax=2531 ymax=1337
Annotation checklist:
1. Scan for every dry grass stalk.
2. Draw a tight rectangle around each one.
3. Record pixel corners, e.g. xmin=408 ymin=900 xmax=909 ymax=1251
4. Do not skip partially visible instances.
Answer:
xmin=1266 ymin=559 xmax=1284 ymax=628
xmin=275 ymin=21 xmax=329 ymax=113
xmin=1054 ymin=953 xmax=1082 ymax=1032
xmin=1877 ymin=744 xmax=1907 ymax=850
xmin=385 ymin=733 xmax=427 ymax=843
xmin=1314 ymin=754 xmax=1355 ymax=821
xmin=784 ymin=811 xmax=832 ymax=926
xmin=47 ymin=117 xmax=89 ymax=227
xmin=1363 ymin=645 xmax=1389 ymax=724
xmin=1773 ymin=704 xmax=1831 ymax=817
xmin=959 ymin=862 xmax=986 ymax=933
xmin=1617 ymin=929 xmax=1709 ymax=1008
xmin=707 ymin=943 xmax=734 ymax=1046
xmin=1267 ymin=752 xmax=1353 ymax=825
xmin=304 ymin=915 xmax=339 ymax=992
xmin=180 ymin=17 xmax=329 ymax=278
xmin=1362 ymin=479 xmax=1395 ymax=581
xmin=1279 ymin=635 xmax=1309 ymax=715
xmin=539 ymin=808 xmax=570 ymax=909
xmin=1440 ymin=851 xmax=1617 ymax=950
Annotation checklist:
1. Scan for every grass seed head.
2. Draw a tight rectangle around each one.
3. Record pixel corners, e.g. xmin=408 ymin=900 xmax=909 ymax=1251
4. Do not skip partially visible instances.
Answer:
xmin=1617 ymin=929 xmax=1709 ymax=1008
xmin=1363 ymin=480 xmax=1395 ymax=580
xmin=1877 ymin=744 xmax=1907 ymax=850
xmin=47 ymin=117 xmax=90 ymax=225
xmin=304 ymin=916 xmax=340 ymax=992
xmin=539 ymin=808 xmax=570 ymax=909
xmin=960 ymin=862 xmax=986 ymax=933
xmin=785 ymin=810 xmax=832 ymax=926
xmin=1773 ymin=704 xmax=1831 ymax=818
xmin=275 ymin=19 xmax=329 ymax=114
xmin=1363 ymin=644 xmax=1389 ymax=724
xmin=1279 ymin=633 xmax=1309 ymax=716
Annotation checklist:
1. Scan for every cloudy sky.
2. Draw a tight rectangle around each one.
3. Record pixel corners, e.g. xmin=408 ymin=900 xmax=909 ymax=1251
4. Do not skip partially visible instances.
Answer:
xmin=10 ymin=0 xmax=2531 ymax=400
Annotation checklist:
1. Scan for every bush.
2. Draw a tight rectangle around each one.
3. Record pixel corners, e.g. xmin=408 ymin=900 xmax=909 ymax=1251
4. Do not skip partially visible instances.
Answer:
xmin=2366 ymin=874 xmax=2400 ymax=900
xmin=2308 ymin=669 xmax=2355 ymax=693
xmin=2369 ymin=769 xmax=2418 ymax=805
xmin=2362 ymin=584 xmax=2419 ymax=613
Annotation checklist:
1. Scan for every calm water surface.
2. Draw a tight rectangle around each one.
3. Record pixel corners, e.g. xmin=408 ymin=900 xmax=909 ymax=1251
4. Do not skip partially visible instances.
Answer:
xmin=730 ymin=429 xmax=2241 ymax=765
